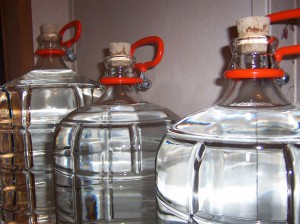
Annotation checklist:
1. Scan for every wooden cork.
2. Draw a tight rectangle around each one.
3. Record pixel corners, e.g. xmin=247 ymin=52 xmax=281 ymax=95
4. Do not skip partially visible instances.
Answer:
xmin=41 ymin=23 xmax=59 ymax=34
xmin=109 ymin=42 xmax=131 ymax=56
xmin=236 ymin=16 xmax=270 ymax=53
xmin=237 ymin=16 xmax=270 ymax=37
xmin=39 ymin=23 xmax=59 ymax=42
xmin=108 ymin=42 xmax=131 ymax=66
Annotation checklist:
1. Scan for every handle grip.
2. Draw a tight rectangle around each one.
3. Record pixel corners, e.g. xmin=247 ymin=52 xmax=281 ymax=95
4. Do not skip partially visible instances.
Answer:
xmin=130 ymin=36 xmax=164 ymax=72
xmin=267 ymin=8 xmax=300 ymax=62
xmin=59 ymin=20 xmax=82 ymax=48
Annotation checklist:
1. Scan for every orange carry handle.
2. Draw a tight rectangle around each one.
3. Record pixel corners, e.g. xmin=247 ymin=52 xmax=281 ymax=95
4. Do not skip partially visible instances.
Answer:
xmin=268 ymin=8 xmax=300 ymax=23
xmin=59 ymin=20 xmax=82 ymax=48
xmin=267 ymin=8 xmax=300 ymax=62
xmin=130 ymin=36 xmax=164 ymax=72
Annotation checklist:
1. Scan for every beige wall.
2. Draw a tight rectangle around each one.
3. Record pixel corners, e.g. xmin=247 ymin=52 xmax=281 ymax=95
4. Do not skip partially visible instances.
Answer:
xmin=31 ymin=0 xmax=299 ymax=117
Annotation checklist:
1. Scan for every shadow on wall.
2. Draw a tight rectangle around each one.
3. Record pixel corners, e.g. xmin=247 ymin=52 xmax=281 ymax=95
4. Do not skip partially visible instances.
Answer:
xmin=214 ymin=26 xmax=238 ymax=103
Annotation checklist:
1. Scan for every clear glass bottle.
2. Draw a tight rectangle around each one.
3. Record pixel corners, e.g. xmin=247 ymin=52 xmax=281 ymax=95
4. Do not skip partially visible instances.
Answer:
xmin=156 ymin=11 xmax=300 ymax=224
xmin=0 ymin=21 xmax=102 ymax=223
xmin=53 ymin=39 xmax=179 ymax=223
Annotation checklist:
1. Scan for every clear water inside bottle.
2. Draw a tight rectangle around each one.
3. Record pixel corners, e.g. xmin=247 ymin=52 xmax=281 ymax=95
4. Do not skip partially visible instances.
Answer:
xmin=0 ymin=69 xmax=101 ymax=223
xmin=54 ymin=101 xmax=178 ymax=223
xmin=156 ymin=104 xmax=300 ymax=224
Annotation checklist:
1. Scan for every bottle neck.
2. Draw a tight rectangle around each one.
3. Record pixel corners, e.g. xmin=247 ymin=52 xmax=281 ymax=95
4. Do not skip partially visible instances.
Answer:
xmin=219 ymin=35 xmax=290 ymax=107
xmin=98 ymin=85 xmax=143 ymax=105
xmin=217 ymin=78 xmax=290 ymax=107
xmin=104 ymin=55 xmax=136 ymax=78
xmin=98 ymin=55 xmax=143 ymax=104
xmin=34 ymin=34 xmax=70 ymax=71
xmin=34 ymin=56 xmax=70 ymax=71
xmin=106 ymin=65 xmax=133 ymax=78
xmin=229 ymin=36 xmax=279 ymax=70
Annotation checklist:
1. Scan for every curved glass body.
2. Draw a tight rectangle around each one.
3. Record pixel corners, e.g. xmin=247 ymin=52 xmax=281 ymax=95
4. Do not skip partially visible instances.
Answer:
xmin=156 ymin=36 xmax=300 ymax=223
xmin=53 ymin=55 xmax=179 ymax=223
xmin=0 ymin=32 xmax=102 ymax=223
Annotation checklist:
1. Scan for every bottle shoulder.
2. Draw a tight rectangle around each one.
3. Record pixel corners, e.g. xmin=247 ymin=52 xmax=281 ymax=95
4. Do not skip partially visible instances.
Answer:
xmin=60 ymin=102 xmax=179 ymax=125
xmin=2 ymin=70 xmax=100 ymax=87
xmin=170 ymin=104 xmax=300 ymax=143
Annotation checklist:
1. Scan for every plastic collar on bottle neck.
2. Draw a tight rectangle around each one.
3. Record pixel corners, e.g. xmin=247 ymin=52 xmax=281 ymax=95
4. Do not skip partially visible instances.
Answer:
xmin=100 ymin=77 xmax=143 ymax=85
xmin=35 ymin=49 xmax=65 ymax=56
xmin=224 ymin=68 xmax=284 ymax=79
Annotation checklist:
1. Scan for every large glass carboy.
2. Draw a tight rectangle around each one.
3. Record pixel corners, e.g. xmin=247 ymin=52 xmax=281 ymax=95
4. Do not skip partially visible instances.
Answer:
xmin=53 ymin=37 xmax=179 ymax=223
xmin=0 ymin=21 xmax=101 ymax=223
xmin=156 ymin=9 xmax=300 ymax=224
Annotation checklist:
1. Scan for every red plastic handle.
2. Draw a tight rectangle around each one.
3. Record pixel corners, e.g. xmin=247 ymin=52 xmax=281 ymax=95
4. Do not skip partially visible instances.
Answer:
xmin=267 ymin=8 xmax=300 ymax=62
xmin=130 ymin=36 xmax=164 ymax=72
xmin=267 ymin=8 xmax=300 ymax=23
xmin=59 ymin=20 xmax=82 ymax=48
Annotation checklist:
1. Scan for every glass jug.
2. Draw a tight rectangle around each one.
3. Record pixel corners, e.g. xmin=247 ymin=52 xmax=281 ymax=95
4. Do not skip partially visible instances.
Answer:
xmin=156 ymin=9 xmax=300 ymax=224
xmin=53 ymin=36 xmax=179 ymax=223
xmin=0 ymin=21 xmax=102 ymax=223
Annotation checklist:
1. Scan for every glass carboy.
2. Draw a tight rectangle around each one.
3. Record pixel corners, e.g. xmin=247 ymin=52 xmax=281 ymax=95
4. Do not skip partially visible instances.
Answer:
xmin=156 ymin=9 xmax=300 ymax=224
xmin=0 ymin=21 xmax=101 ymax=223
xmin=53 ymin=37 xmax=179 ymax=223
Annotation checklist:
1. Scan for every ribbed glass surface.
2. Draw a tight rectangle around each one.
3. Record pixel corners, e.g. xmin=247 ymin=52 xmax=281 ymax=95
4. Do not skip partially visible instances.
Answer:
xmin=54 ymin=99 xmax=178 ymax=223
xmin=0 ymin=69 xmax=102 ymax=223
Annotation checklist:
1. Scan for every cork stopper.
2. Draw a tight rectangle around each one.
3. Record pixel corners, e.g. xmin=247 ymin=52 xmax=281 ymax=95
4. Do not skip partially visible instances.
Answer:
xmin=109 ymin=42 xmax=131 ymax=56
xmin=41 ymin=23 xmax=59 ymax=34
xmin=236 ymin=16 xmax=270 ymax=54
xmin=237 ymin=16 xmax=270 ymax=37
xmin=108 ymin=42 xmax=132 ymax=66
xmin=39 ymin=23 xmax=60 ymax=42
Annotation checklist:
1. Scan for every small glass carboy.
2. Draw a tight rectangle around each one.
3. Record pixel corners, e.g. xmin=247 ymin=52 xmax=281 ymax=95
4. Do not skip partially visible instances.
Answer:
xmin=0 ymin=21 xmax=101 ymax=223
xmin=53 ymin=37 xmax=179 ymax=223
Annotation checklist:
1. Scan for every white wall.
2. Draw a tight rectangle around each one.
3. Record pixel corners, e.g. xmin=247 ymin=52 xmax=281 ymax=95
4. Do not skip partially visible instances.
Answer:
xmin=31 ymin=0 xmax=299 ymax=117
